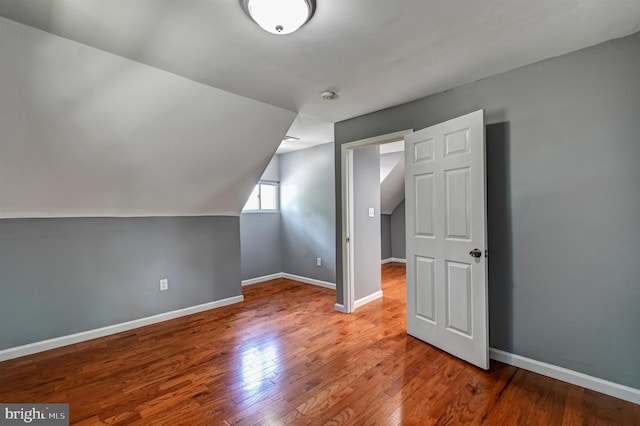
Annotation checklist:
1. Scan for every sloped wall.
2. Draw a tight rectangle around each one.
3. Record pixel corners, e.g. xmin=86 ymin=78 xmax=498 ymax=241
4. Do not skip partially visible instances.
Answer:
xmin=379 ymin=152 xmax=405 ymax=215
xmin=0 ymin=18 xmax=294 ymax=351
xmin=0 ymin=17 xmax=295 ymax=217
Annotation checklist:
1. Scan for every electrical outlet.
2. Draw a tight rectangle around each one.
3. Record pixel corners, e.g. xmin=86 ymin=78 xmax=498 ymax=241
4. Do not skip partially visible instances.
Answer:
xmin=368 ymin=207 xmax=375 ymax=217
xmin=316 ymin=257 xmax=322 ymax=266
xmin=159 ymin=279 xmax=168 ymax=291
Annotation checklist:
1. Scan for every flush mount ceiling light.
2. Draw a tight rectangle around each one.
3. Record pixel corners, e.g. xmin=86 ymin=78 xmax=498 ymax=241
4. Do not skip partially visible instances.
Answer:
xmin=282 ymin=135 xmax=299 ymax=143
xmin=240 ymin=0 xmax=316 ymax=35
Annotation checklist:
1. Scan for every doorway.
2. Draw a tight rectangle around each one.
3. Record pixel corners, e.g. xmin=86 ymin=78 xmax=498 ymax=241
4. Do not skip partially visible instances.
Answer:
xmin=340 ymin=130 xmax=412 ymax=314
xmin=340 ymin=110 xmax=489 ymax=369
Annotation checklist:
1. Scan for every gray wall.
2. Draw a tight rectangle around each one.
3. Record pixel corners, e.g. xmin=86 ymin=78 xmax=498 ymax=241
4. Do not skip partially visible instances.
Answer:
xmin=240 ymin=155 xmax=282 ymax=281
xmin=281 ymin=143 xmax=336 ymax=283
xmin=240 ymin=213 xmax=282 ymax=281
xmin=353 ymin=146 xmax=381 ymax=300
xmin=0 ymin=216 xmax=241 ymax=350
xmin=381 ymin=214 xmax=392 ymax=260
xmin=335 ymin=32 xmax=640 ymax=388
xmin=390 ymin=200 xmax=406 ymax=260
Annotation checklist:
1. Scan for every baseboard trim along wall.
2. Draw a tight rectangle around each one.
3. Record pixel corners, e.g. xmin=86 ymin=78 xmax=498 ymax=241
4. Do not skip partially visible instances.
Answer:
xmin=242 ymin=273 xmax=336 ymax=290
xmin=3 ymin=289 xmax=636 ymax=404
xmin=334 ymin=303 xmax=348 ymax=313
xmin=283 ymin=273 xmax=336 ymax=290
xmin=0 ymin=295 xmax=244 ymax=362
xmin=241 ymin=273 xmax=283 ymax=286
xmin=381 ymin=258 xmax=406 ymax=264
xmin=489 ymin=348 xmax=640 ymax=405
xmin=354 ymin=290 xmax=384 ymax=309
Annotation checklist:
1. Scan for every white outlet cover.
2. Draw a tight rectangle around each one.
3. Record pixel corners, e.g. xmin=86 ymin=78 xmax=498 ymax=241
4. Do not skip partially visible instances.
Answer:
xmin=160 ymin=279 xmax=168 ymax=291
xmin=368 ymin=207 xmax=375 ymax=217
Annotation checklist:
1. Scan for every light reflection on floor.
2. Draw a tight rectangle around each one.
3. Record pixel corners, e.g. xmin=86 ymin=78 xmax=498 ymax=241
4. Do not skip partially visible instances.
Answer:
xmin=240 ymin=338 xmax=279 ymax=392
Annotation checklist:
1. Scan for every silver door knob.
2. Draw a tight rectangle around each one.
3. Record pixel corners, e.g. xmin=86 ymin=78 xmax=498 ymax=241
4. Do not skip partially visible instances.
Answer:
xmin=469 ymin=249 xmax=482 ymax=258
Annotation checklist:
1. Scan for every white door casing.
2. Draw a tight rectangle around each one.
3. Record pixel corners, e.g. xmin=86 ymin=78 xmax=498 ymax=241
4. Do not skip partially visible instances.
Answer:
xmin=405 ymin=110 xmax=488 ymax=369
xmin=339 ymin=130 xmax=412 ymax=314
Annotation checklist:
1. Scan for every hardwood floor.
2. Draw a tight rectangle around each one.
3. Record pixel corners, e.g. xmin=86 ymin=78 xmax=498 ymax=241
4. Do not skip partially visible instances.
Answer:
xmin=1 ymin=263 xmax=638 ymax=425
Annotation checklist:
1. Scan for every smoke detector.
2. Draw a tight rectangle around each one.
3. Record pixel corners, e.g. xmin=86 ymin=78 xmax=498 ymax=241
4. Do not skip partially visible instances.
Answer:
xmin=321 ymin=91 xmax=337 ymax=100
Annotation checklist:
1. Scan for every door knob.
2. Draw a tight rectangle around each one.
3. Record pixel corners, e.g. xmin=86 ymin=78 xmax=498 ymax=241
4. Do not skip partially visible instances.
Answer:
xmin=469 ymin=249 xmax=482 ymax=258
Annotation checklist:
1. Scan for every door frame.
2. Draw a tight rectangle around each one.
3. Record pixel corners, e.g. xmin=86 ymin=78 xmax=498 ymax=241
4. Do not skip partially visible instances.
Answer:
xmin=340 ymin=129 xmax=413 ymax=313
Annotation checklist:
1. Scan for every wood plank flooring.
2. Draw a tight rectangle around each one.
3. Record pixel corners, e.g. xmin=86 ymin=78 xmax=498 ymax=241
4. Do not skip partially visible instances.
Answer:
xmin=1 ymin=263 xmax=638 ymax=425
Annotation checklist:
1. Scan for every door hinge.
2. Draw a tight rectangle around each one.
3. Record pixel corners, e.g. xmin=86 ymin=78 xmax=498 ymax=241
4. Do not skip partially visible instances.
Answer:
xmin=485 ymin=249 xmax=488 ymax=258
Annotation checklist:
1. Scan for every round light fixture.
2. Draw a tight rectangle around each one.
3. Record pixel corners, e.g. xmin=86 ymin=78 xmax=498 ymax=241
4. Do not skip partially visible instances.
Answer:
xmin=240 ymin=0 xmax=316 ymax=35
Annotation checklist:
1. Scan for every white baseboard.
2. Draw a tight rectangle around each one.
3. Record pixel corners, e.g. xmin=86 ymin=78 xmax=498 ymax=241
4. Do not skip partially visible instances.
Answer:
xmin=354 ymin=290 xmax=384 ymax=309
xmin=241 ymin=272 xmax=336 ymax=290
xmin=7 ymin=294 xmax=636 ymax=405
xmin=282 ymin=273 xmax=336 ymax=290
xmin=489 ymin=348 xmax=640 ymax=405
xmin=0 ymin=295 xmax=244 ymax=362
xmin=242 ymin=273 xmax=283 ymax=286
xmin=334 ymin=303 xmax=348 ymax=313
xmin=382 ymin=258 xmax=406 ymax=264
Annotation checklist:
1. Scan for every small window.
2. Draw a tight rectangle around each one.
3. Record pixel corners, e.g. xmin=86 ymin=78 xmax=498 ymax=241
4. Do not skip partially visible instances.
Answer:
xmin=243 ymin=181 xmax=279 ymax=212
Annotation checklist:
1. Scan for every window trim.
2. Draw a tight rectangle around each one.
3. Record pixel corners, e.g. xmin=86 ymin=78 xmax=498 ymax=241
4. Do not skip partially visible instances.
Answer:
xmin=242 ymin=180 xmax=280 ymax=213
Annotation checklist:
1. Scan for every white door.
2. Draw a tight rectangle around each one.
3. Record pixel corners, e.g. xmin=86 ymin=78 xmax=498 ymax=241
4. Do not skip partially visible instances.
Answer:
xmin=405 ymin=110 xmax=488 ymax=369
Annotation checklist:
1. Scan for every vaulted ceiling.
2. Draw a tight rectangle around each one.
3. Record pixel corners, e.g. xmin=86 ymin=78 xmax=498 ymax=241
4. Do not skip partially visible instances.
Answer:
xmin=0 ymin=17 xmax=295 ymax=217
xmin=1 ymin=1 xmax=639 ymax=217
xmin=380 ymin=152 xmax=405 ymax=215
xmin=2 ymin=1 xmax=639 ymax=145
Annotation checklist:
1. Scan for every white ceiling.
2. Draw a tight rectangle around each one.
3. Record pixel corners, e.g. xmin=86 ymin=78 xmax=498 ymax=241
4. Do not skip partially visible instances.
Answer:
xmin=1 ymin=0 xmax=640 ymax=150
xmin=0 ymin=17 xmax=295 ymax=217
xmin=380 ymin=152 xmax=405 ymax=215
xmin=380 ymin=141 xmax=405 ymax=155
